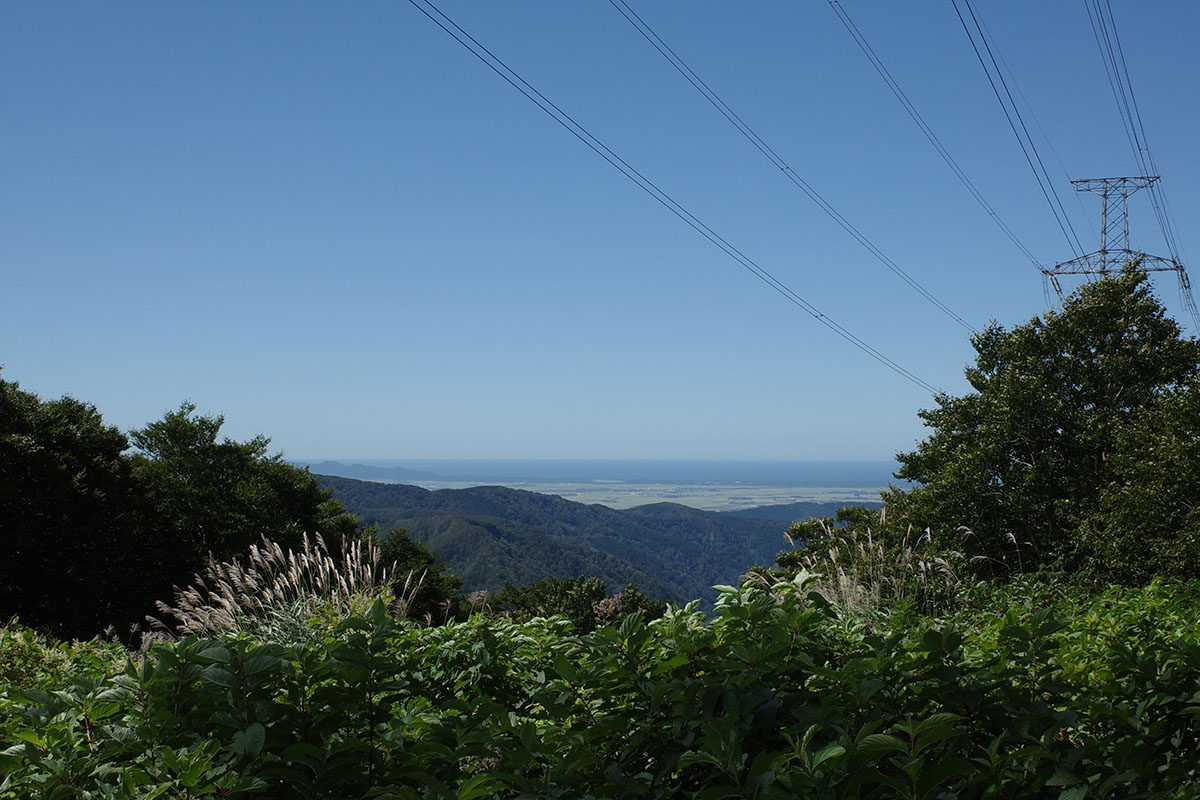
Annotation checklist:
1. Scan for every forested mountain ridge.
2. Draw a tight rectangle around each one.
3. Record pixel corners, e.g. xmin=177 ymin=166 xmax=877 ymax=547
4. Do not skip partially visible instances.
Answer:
xmin=365 ymin=510 xmax=674 ymax=601
xmin=723 ymin=499 xmax=879 ymax=523
xmin=318 ymin=475 xmax=837 ymax=602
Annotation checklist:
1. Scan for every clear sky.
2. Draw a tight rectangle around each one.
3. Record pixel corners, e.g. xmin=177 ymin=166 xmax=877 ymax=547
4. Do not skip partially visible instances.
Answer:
xmin=3 ymin=1 xmax=1198 ymax=461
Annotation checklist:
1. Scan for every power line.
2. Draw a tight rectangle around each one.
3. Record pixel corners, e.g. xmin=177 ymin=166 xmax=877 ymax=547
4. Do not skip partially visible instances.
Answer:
xmin=1074 ymin=1 xmax=1198 ymax=329
xmin=825 ymin=0 xmax=1041 ymax=270
xmin=406 ymin=0 xmax=940 ymax=395
xmin=958 ymin=4 xmax=1100 ymax=245
xmin=1083 ymin=0 xmax=1184 ymax=263
xmin=608 ymin=0 xmax=977 ymax=334
xmin=950 ymin=0 xmax=1087 ymax=259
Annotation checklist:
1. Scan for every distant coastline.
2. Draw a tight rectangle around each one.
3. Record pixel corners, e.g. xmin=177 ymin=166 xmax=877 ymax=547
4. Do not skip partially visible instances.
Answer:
xmin=299 ymin=459 xmax=900 ymax=511
xmin=297 ymin=458 xmax=899 ymax=486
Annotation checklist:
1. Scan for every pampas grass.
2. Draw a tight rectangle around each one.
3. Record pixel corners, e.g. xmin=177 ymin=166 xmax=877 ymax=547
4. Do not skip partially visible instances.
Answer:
xmin=152 ymin=533 xmax=425 ymax=642
xmin=785 ymin=511 xmax=966 ymax=618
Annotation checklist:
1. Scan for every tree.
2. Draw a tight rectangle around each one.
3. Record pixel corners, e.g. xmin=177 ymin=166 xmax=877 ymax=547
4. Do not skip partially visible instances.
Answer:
xmin=376 ymin=527 xmax=464 ymax=623
xmin=0 ymin=373 xmax=151 ymax=638
xmin=2 ymin=385 xmax=373 ymax=639
xmin=884 ymin=265 xmax=1200 ymax=576
xmin=1079 ymin=377 xmax=1200 ymax=583
xmin=591 ymin=581 xmax=667 ymax=628
xmin=490 ymin=575 xmax=609 ymax=632
xmin=129 ymin=403 xmax=361 ymax=596
xmin=488 ymin=575 xmax=665 ymax=632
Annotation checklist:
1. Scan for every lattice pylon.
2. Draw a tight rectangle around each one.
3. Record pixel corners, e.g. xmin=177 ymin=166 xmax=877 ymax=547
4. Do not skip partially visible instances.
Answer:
xmin=1042 ymin=176 xmax=1199 ymax=330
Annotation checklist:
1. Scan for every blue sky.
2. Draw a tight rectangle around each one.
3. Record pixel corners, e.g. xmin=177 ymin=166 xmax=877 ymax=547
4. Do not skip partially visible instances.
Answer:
xmin=4 ymin=1 xmax=1198 ymax=461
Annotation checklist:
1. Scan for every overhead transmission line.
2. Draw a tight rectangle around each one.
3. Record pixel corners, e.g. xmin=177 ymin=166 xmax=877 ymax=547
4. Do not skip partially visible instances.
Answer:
xmin=608 ymin=0 xmax=977 ymax=334
xmin=1083 ymin=0 xmax=1184 ymax=263
xmin=950 ymin=0 xmax=1087 ymax=260
xmin=825 ymin=0 xmax=1041 ymax=270
xmin=1077 ymin=0 xmax=1199 ymax=328
xmin=406 ymin=0 xmax=940 ymax=395
xmin=969 ymin=10 xmax=1098 ymax=243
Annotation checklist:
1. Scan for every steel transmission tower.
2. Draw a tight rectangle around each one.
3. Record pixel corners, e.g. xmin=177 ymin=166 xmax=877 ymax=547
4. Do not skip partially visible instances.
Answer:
xmin=1042 ymin=175 xmax=1200 ymax=327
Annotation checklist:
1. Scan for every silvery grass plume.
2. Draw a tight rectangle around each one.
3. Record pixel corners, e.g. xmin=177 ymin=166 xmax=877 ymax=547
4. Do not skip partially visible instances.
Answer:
xmin=152 ymin=533 xmax=425 ymax=642
xmin=786 ymin=515 xmax=966 ymax=618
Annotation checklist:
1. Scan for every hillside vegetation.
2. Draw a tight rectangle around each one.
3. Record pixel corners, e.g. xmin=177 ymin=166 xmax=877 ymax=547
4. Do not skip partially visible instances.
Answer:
xmin=320 ymin=476 xmax=842 ymax=603
xmin=3 ymin=575 xmax=1198 ymax=798
xmin=2 ymin=266 xmax=1200 ymax=797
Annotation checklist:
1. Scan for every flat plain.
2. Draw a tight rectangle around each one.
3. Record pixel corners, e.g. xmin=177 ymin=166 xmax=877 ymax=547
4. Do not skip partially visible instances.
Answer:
xmin=403 ymin=479 xmax=887 ymax=511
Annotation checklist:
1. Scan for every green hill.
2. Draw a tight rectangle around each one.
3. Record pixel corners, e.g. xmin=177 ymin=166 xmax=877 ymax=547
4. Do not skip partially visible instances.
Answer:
xmin=723 ymin=500 xmax=877 ymax=523
xmin=319 ymin=476 xmax=844 ymax=603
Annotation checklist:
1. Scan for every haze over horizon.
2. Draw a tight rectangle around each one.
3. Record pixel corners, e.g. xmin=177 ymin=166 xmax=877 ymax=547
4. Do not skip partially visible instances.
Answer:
xmin=5 ymin=2 xmax=1197 ymax=462
xmin=298 ymin=456 xmax=901 ymax=482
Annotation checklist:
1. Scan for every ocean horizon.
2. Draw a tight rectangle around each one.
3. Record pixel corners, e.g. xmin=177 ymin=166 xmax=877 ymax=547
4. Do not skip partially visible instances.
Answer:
xmin=308 ymin=458 xmax=901 ymax=487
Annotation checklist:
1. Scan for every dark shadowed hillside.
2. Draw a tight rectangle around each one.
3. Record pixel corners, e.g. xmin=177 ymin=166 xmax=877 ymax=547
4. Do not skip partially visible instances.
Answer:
xmin=319 ymin=476 xmax=845 ymax=603
xmin=723 ymin=500 xmax=878 ymax=523
xmin=364 ymin=510 xmax=671 ymax=600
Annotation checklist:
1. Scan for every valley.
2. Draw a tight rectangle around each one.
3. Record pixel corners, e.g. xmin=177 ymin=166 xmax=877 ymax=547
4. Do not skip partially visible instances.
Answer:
xmin=317 ymin=474 xmax=871 ymax=604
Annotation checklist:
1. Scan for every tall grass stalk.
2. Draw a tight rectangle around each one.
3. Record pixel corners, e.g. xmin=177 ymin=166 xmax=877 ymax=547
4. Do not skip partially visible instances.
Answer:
xmin=152 ymin=533 xmax=424 ymax=642
xmin=787 ymin=515 xmax=966 ymax=618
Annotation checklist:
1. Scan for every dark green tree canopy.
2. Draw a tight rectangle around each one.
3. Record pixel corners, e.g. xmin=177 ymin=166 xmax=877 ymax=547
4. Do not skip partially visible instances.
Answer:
xmin=1080 ymin=377 xmax=1200 ymax=583
xmin=885 ymin=265 xmax=1200 ymax=577
xmin=488 ymin=574 xmax=666 ymax=633
xmin=130 ymin=402 xmax=360 ymax=575
xmin=490 ymin=575 xmax=610 ymax=633
xmin=2 ymin=386 xmax=367 ymax=639
xmin=1 ymin=373 xmax=148 ymax=638
xmin=376 ymin=527 xmax=464 ymax=623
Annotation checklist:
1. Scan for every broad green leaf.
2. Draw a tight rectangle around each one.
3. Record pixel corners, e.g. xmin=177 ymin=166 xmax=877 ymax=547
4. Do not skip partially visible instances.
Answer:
xmin=231 ymin=722 xmax=266 ymax=757
xmin=854 ymin=733 xmax=907 ymax=757
xmin=458 ymin=773 xmax=507 ymax=799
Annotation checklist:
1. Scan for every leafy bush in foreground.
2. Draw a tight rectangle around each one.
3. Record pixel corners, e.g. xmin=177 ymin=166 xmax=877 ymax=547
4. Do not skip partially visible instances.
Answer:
xmin=0 ymin=623 xmax=124 ymax=693
xmin=4 ymin=574 xmax=1199 ymax=798
xmin=485 ymin=574 xmax=668 ymax=634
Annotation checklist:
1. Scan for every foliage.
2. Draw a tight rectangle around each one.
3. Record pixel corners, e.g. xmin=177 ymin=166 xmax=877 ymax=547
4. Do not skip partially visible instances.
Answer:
xmin=487 ymin=575 xmax=667 ymax=634
xmin=0 ymin=622 xmax=124 ymax=692
xmin=376 ymin=527 xmax=465 ymax=623
xmin=4 ymin=576 xmax=1199 ymax=798
xmin=593 ymin=581 xmax=669 ymax=629
xmin=1078 ymin=379 xmax=1200 ymax=582
xmin=152 ymin=533 xmax=425 ymax=643
xmin=489 ymin=574 xmax=607 ymax=632
xmin=0 ymin=372 xmax=151 ymax=639
xmin=885 ymin=265 xmax=1200 ymax=579
xmin=775 ymin=508 xmax=968 ymax=620
xmin=0 ymin=382 xmax=370 ymax=639
xmin=953 ymin=575 xmax=1200 ymax=683
xmin=130 ymin=403 xmax=361 ymax=584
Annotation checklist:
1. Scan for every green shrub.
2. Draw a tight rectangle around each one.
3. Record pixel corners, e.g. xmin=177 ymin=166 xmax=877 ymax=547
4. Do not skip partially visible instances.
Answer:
xmin=487 ymin=574 xmax=666 ymax=634
xmin=3 ymin=577 xmax=1198 ymax=798
xmin=0 ymin=623 xmax=124 ymax=692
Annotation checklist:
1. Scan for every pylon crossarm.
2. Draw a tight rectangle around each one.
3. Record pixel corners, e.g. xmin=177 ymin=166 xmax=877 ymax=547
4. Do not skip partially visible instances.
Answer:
xmin=1071 ymin=175 xmax=1158 ymax=194
xmin=1043 ymin=252 xmax=1182 ymax=277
